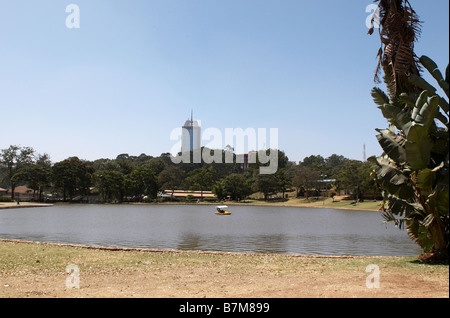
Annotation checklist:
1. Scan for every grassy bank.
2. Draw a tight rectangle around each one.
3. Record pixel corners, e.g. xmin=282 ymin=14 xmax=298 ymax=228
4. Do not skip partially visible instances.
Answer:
xmin=0 ymin=240 xmax=448 ymax=298
xmin=0 ymin=202 xmax=53 ymax=209
xmin=0 ymin=197 xmax=381 ymax=212
xmin=201 ymin=198 xmax=383 ymax=212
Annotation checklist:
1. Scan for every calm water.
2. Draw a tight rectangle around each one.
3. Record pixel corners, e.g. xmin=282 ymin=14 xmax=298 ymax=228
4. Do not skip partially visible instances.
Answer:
xmin=0 ymin=204 xmax=421 ymax=256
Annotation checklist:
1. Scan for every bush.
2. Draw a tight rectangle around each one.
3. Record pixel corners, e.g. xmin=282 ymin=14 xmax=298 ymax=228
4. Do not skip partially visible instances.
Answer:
xmin=0 ymin=197 xmax=13 ymax=202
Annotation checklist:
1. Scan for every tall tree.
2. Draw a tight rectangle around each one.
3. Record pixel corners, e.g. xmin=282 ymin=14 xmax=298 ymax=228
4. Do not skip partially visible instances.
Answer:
xmin=92 ymin=170 xmax=124 ymax=202
xmin=0 ymin=145 xmax=35 ymax=200
xmin=335 ymin=160 xmax=376 ymax=201
xmin=369 ymin=0 xmax=449 ymax=261
xmin=12 ymin=164 xmax=51 ymax=201
xmin=158 ymin=166 xmax=185 ymax=196
xmin=300 ymin=155 xmax=325 ymax=173
xmin=288 ymin=166 xmax=320 ymax=199
xmin=184 ymin=167 xmax=216 ymax=199
xmin=324 ymin=154 xmax=349 ymax=178
xmin=52 ymin=157 xmax=93 ymax=201
xmin=124 ymin=167 xmax=159 ymax=201
xmin=253 ymin=173 xmax=280 ymax=201
xmin=222 ymin=174 xmax=252 ymax=201
xmin=368 ymin=0 xmax=422 ymax=98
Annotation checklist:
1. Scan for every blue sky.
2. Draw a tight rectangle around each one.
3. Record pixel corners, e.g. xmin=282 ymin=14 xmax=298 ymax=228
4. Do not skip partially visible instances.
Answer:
xmin=0 ymin=0 xmax=448 ymax=163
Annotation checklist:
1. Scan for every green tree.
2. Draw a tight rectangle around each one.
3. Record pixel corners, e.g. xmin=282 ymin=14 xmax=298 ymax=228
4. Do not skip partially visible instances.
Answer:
xmin=276 ymin=168 xmax=291 ymax=199
xmin=92 ymin=158 xmax=121 ymax=172
xmin=124 ymin=167 xmax=159 ymax=201
xmin=0 ymin=145 xmax=35 ymax=200
xmin=253 ymin=173 xmax=280 ymax=201
xmin=247 ymin=149 xmax=289 ymax=175
xmin=288 ymin=165 xmax=320 ymax=199
xmin=158 ymin=166 xmax=185 ymax=197
xmin=222 ymin=174 xmax=252 ymax=201
xmin=92 ymin=170 xmax=124 ymax=202
xmin=212 ymin=181 xmax=225 ymax=201
xmin=300 ymin=155 xmax=325 ymax=173
xmin=115 ymin=154 xmax=135 ymax=175
xmin=324 ymin=154 xmax=349 ymax=178
xmin=184 ymin=167 xmax=216 ymax=199
xmin=369 ymin=0 xmax=449 ymax=261
xmin=335 ymin=160 xmax=376 ymax=201
xmin=12 ymin=163 xmax=51 ymax=201
xmin=52 ymin=157 xmax=93 ymax=201
xmin=140 ymin=157 xmax=167 ymax=175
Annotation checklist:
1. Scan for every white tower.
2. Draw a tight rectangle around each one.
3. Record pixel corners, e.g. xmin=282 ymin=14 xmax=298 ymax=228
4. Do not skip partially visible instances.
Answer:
xmin=181 ymin=110 xmax=201 ymax=153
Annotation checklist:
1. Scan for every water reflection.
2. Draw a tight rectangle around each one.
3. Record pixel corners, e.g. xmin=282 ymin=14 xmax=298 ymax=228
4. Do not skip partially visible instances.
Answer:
xmin=177 ymin=233 xmax=289 ymax=254
xmin=0 ymin=204 xmax=422 ymax=256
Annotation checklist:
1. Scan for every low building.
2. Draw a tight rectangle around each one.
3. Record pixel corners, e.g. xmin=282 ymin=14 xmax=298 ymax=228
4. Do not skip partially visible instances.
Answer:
xmin=0 ymin=187 xmax=8 ymax=197
xmin=5 ymin=186 xmax=36 ymax=200
xmin=162 ymin=190 xmax=216 ymax=200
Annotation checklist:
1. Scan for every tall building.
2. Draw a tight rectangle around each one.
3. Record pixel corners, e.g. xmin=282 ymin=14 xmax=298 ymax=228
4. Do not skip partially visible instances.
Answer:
xmin=181 ymin=111 xmax=201 ymax=153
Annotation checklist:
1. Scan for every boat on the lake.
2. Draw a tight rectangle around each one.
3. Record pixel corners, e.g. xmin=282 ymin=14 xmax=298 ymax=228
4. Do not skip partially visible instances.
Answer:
xmin=215 ymin=205 xmax=231 ymax=215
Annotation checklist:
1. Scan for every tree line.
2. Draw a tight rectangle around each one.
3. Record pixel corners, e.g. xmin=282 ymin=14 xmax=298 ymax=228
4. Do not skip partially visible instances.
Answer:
xmin=0 ymin=145 xmax=377 ymax=203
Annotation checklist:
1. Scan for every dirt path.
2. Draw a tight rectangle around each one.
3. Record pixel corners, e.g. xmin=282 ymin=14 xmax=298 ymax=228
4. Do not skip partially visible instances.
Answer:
xmin=0 ymin=240 xmax=448 ymax=298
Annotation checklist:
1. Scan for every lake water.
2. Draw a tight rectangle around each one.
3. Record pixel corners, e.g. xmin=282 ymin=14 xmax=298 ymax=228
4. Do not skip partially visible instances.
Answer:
xmin=0 ymin=204 xmax=422 ymax=256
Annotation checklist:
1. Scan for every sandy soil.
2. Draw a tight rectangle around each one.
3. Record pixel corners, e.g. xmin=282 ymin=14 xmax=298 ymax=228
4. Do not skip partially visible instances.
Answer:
xmin=1 ymin=240 xmax=448 ymax=298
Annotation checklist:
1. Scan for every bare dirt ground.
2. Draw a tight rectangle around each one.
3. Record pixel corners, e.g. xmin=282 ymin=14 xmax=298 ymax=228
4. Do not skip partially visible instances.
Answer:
xmin=0 ymin=240 xmax=448 ymax=298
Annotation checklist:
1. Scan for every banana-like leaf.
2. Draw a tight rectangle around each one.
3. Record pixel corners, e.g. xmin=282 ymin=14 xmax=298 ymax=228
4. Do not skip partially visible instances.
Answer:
xmin=398 ymin=92 xmax=419 ymax=108
xmin=383 ymin=193 xmax=423 ymax=218
xmin=446 ymin=64 xmax=449 ymax=84
xmin=412 ymin=91 xmax=430 ymax=120
xmin=369 ymin=156 xmax=415 ymax=199
xmin=438 ymin=96 xmax=449 ymax=114
xmin=408 ymin=73 xmax=437 ymax=94
xmin=416 ymin=168 xmax=433 ymax=197
xmin=422 ymin=213 xmax=434 ymax=228
xmin=428 ymin=185 xmax=450 ymax=215
xmin=378 ymin=103 xmax=412 ymax=133
xmin=405 ymin=124 xmax=432 ymax=170
xmin=375 ymin=129 xmax=407 ymax=164
xmin=420 ymin=56 xmax=449 ymax=98
xmin=406 ymin=219 xmax=434 ymax=252
xmin=435 ymin=110 xmax=449 ymax=126
xmin=412 ymin=96 xmax=439 ymax=130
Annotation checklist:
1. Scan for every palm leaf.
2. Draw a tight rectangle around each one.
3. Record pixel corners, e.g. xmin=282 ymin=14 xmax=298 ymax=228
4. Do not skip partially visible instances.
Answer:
xmin=420 ymin=56 xmax=449 ymax=98
xmin=375 ymin=128 xmax=407 ymax=164
xmin=371 ymin=87 xmax=390 ymax=106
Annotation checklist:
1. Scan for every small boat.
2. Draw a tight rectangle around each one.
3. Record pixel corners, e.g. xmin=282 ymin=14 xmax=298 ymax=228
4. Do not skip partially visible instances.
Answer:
xmin=215 ymin=205 xmax=231 ymax=215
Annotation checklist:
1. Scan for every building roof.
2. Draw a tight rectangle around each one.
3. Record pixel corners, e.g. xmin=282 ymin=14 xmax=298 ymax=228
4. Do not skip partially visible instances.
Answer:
xmin=164 ymin=190 xmax=216 ymax=198
xmin=12 ymin=186 xmax=34 ymax=194
xmin=183 ymin=119 xmax=201 ymax=128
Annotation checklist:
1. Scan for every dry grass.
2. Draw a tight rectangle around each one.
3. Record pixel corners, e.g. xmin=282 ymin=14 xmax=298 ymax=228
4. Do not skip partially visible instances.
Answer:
xmin=0 ymin=240 xmax=448 ymax=298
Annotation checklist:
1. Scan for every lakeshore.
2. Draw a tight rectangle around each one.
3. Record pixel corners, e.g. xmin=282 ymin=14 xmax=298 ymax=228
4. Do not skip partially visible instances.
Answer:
xmin=0 ymin=239 xmax=448 ymax=298
xmin=0 ymin=197 xmax=382 ymax=211
xmin=0 ymin=202 xmax=54 ymax=210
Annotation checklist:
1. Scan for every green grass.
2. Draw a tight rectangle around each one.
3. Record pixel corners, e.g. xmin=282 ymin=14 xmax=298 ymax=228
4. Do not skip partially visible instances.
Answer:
xmin=209 ymin=198 xmax=383 ymax=211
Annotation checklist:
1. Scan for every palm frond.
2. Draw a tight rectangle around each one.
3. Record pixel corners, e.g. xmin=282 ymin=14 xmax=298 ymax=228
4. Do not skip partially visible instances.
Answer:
xmin=370 ymin=0 xmax=423 ymax=98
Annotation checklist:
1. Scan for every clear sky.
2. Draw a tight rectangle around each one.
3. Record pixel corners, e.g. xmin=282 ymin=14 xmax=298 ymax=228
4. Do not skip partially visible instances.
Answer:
xmin=0 ymin=0 xmax=448 ymax=163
